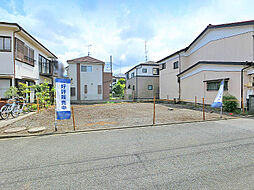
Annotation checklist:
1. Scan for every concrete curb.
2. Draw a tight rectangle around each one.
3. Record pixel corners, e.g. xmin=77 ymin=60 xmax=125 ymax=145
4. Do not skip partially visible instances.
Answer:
xmin=0 ymin=117 xmax=239 ymax=140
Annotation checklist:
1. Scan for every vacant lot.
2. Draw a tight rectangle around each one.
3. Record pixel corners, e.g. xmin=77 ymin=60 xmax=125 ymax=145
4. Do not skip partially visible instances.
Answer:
xmin=0 ymin=102 xmax=230 ymax=135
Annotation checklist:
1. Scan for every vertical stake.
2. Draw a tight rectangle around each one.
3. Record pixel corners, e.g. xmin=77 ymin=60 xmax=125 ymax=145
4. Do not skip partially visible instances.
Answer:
xmin=195 ymin=96 xmax=197 ymax=107
xmin=71 ymin=106 xmax=76 ymax=131
xmin=203 ymin=97 xmax=205 ymax=121
xmin=153 ymin=96 xmax=156 ymax=125
xmin=242 ymin=97 xmax=245 ymax=114
xmin=37 ymin=97 xmax=39 ymax=113
xmin=220 ymin=106 xmax=223 ymax=118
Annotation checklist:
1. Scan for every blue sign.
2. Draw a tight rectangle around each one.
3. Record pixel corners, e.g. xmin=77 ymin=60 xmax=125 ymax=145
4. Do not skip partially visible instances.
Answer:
xmin=55 ymin=78 xmax=71 ymax=120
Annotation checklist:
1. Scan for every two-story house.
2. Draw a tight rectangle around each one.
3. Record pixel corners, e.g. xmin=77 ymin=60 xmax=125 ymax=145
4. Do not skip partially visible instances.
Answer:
xmin=125 ymin=61 xmax=160 ymax=100
xmin=158 ymin=20 xmax=254 ymax=108
xmin=0 ymin=22 xmax=57 ymax=98
xmin=67 ymin=56 xmax=111 ymax=102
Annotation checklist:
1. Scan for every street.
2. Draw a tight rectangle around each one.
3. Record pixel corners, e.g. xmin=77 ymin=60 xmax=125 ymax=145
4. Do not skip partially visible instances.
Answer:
xmin=1 ymin=118 xmax=254 ymax=189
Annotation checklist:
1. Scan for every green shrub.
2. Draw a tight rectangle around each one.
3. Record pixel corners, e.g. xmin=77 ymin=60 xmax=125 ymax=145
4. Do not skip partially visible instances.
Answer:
xmin=31 ymin=104 xmax=38 ymax=111
xmin=223 ymin=94 xmax=238 ymax=112
xmin=4 ymin=86 xmax=18 ymax=98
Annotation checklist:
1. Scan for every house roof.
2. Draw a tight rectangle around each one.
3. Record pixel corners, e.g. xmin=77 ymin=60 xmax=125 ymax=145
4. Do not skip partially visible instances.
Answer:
xmin=67 ymin=56 xmax=104 ymax=64
xmin=125 ymin=61 xmax=159 ymax=74
xmin=177 ymin=61 xmax=249 ymax=77
xmin=0 ymin=22 xmax=57 ymax=59
xmin=157 ymin=20 xmax=254 ymax=63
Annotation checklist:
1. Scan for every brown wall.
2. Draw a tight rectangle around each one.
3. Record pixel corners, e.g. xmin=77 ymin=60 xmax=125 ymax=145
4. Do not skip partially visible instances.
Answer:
xmin=103 ymin=72 xmax=112 ymax=100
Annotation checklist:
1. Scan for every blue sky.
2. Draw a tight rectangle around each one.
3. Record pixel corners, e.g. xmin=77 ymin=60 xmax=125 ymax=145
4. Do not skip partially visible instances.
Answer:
xmin=1 ymin=0 xmax=254 ymax=73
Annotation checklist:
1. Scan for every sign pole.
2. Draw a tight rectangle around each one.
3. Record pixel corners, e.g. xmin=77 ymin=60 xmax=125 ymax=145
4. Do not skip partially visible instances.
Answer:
xmin=220 ymin=105 xmax=222 ymax=118
xmin=54 ymin=78 xmax=57 ymax=131
xmin=153 ymin=96 xmax=156 ymax=125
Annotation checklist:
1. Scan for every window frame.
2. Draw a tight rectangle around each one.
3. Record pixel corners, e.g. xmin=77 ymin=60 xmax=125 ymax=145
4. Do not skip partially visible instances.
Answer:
xmin=15 ymin=38 xmax=35 ymax=66
xmin=142 ymin=68 xmax=147 ymax=73
xmin=98 ymin=85 xmax=102 ymax=94
xmin=161 ymin=63 xmax=166 ymax=70
xmin=70 ymin=87 xmax=76 ymax=97
xmin=148 ymin=85 xmax=153 ymax=90
xmin=206 ymin=80 xmax=228 ymax=91
xmin=0 ymin=36 xmax=11 ymax=52
xmin=39 ymin=54 xmax=51 ymax=74
xmin=173 ymin=61 xmax=179 ymax=69
xmin=81 ymin=65 xmax=92 ymax=72
xmin=153 ymin=68 xmax=159 ymax=75
xmin=84 ymin=85 xmax=88 ymax=94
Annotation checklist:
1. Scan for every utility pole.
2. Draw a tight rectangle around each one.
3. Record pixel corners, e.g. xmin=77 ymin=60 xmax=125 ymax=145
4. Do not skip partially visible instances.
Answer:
xmin=87 ymin=44 xmax=92 ymax=56
xmin=110 ymin=56 xmax=113 ymax=93
xmin=145 ymin=41 xmax=148 ymax=62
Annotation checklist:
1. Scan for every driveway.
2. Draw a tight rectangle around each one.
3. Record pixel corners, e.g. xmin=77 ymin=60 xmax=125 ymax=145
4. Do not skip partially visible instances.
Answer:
xmin=0 ymin=118 xmax=254 ymax=189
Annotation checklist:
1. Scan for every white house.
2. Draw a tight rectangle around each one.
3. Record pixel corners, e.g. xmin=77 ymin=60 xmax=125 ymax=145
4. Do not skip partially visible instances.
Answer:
xmin=0 ymin=22 xmax=57 ymax=98
xmin=125 ymin=61 xmax=160 ymax=100
xmin=67 ymin=56 xmax=106 ymax=102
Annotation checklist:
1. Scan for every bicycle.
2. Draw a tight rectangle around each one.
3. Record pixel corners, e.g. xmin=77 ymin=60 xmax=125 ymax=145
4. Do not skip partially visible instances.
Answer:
xmin=0 ymin=97 xmax=30 ymax=120
xmin=0 ymin=98 xmax=18 ymax=120
xmin=16 ymin=97 xmax=31 ymax=114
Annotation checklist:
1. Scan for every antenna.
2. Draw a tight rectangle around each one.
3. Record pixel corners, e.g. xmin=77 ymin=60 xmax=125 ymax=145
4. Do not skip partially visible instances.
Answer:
xmin=145 ymin=41 xmax=148 ymax=62
xmin=87 ymin=44 xmax=92 ymax=56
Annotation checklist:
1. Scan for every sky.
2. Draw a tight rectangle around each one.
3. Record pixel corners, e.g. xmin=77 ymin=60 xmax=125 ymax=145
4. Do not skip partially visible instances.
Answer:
xmin=0 ymin=0 xmax=254 ymax=74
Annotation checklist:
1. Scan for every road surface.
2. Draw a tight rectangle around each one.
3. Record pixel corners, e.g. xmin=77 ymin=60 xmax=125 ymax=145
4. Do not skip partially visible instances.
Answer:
xmin=1 ymin=118 xmax=254 ymax=189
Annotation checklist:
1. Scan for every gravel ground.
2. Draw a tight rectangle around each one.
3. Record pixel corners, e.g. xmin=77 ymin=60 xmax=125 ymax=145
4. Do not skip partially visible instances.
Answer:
xmin=0 ymin=102 xmax=231 ymax=135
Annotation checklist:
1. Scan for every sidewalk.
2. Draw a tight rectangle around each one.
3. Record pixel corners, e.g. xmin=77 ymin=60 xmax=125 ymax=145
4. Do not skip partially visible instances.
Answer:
xmin=0 ymin=112 xmax=36 ymax=129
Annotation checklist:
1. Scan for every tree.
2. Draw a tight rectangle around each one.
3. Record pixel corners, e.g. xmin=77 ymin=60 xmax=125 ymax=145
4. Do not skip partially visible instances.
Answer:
xmin=4 ymin=86 xmax=18 ymax=98
xmin=112 ymin=78 xmax=125 ymax=98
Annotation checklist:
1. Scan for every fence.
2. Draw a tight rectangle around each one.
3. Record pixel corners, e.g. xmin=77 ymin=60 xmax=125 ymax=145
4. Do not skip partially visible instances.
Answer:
xmin=0 ymin=96 xmax=241 ymax=134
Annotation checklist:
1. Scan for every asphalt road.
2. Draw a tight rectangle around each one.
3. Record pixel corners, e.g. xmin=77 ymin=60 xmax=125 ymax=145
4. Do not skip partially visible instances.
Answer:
xmin=1 ymin=118 xmax=254 ymax=189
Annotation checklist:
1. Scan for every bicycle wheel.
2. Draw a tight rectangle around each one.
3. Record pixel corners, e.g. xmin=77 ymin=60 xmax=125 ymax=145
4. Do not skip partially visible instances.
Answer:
xmin=0 ymin=105 xmax=9 ymax=120
xmin=11 ymin=105 xmax=20 ymax=118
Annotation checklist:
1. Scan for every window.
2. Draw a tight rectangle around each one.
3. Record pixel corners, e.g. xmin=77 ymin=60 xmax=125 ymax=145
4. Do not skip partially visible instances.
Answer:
xmin=39 ymin=54 xmax=51 ymax=74
xmin=71 ymin=87 xmax=75 ymax=96
xmin=0 ymin=36 xmax=11 ymax=51
xmin=153 ymin=68 xmax=159 ymax=75
xmin=98 ymin=85 xmax=102 ymax=94
xmin=207 ymin=81 xmax=228 ymax=91
xmin=84 ymin=85 xmax=88 ymax=94
xmin=131 ymin=72 xmax=135 ymax=78
xmin=133 ymin=85 xmax=135 ymax=90
xmin=15 ymin=38 xmax=34 ymax=66
xmin=126 ymin=73 xmax=129 ymax=79
xmin=161 ymin=63 xmax=166 ymax=70
xmin=142 ymin=68 xmax=147 ymax=73
xmin=148 ymin=85 xmax=153 ymax=90
xmin=128 ymin=85 xmax=131 ymax=89
xmin=173 ymin=61 xmax=179 ymax=69
xmin=81 ymin=66 xmax=92 ymax=72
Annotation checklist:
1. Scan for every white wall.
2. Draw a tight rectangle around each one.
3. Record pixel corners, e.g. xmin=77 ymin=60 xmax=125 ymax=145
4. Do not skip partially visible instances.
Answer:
xmin=80 ymin=63 xmax=103 ymax=100
xmin=0 ymin=30 xmax=14 ymax=75
xmin=68 ymin=63 xmax=77 ymax=101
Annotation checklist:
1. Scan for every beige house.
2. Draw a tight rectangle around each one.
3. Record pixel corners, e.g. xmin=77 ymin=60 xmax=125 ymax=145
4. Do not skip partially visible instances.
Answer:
xmin=67 ymin=56 xmax=111 ymax=102
xmin=125 ymin=61 xmax=159 ymax=100
xmin=158 ymin=20 xmax=254 ymax=108
xmin=157 ymin=21 xmax=254 ymax=108
xmin=0 ymin=22 xmax=57 ymax=99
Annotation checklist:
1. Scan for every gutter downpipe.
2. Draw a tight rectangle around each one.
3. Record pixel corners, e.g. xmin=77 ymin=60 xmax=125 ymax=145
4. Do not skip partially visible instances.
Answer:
xmin=178 ymin=53 xmax=181 ymax=102
xmin=241 ymin=61 xmax=252 ymax=110
xmin=13 ymin=26 xmax=21 ymax=86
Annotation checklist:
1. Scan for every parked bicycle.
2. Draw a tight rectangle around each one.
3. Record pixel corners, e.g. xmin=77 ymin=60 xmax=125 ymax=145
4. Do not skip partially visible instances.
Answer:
xmin=0 ymin=97 xmax=31 ymax=120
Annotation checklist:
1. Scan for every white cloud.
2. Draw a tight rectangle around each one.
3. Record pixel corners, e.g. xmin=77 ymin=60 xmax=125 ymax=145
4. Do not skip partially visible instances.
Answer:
xmin=1 ymin=0 xmax=254 ymax=74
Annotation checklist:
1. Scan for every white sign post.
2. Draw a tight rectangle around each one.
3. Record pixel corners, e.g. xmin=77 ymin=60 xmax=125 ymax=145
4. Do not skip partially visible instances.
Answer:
xmin=55 ymin=78 xmax=71 ymax=131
